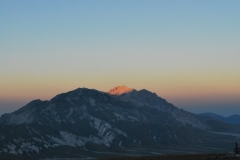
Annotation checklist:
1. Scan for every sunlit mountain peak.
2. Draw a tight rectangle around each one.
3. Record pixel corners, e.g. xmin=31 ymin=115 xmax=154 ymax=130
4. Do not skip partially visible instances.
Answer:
xmin=108 ymin=85 xmax=134 ymax=95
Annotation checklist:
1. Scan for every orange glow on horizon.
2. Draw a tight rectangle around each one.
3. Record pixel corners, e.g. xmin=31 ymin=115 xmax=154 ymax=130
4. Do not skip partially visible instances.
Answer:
xmin=1 ymin=68 xmax=239 ymax=108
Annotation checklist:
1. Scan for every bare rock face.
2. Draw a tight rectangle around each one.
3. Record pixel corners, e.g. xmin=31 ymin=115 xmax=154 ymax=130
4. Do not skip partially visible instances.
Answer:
xmin=0 ymin=86 xmax=238 ymax=158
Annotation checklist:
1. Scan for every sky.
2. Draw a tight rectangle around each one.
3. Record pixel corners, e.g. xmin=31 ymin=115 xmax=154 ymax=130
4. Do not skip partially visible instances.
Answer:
xmin=0 ymin=0 xmax=239 ymax=116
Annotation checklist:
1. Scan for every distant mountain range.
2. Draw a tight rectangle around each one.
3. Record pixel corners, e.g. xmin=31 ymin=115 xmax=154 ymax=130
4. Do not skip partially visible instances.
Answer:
xmin=199 ymin=112 xmax=240 ymax=125
xmin=0 ymin=86 xmax=239 ymax=159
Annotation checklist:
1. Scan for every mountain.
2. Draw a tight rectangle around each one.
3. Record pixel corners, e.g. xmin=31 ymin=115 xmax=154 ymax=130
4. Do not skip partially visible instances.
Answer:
xmin=0 ymin=86 xmax=239 ymax=159
xmin=200 ymin=112 xmax=240 ymax=124
xmin=108 ymin=85 xmax=134 ymax=95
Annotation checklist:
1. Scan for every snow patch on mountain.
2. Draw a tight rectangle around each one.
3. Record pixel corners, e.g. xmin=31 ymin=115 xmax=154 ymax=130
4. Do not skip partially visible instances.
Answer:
xmin=114 ymin=129 xmax=128 ymax=137
xmin=49 ymin=131 xmax=115 ymax=147
xmin=114 ymin=113 xmax=126 ymax=120
xmin=87 ymin=114 xmax=127 ymax=144
xmin=128 ymin=116 xmax=139 ymax=121
xmin=60 ymin=132 xmax=85 ymax=147
xmin=172 ymin=109 xmax=209 ymax=129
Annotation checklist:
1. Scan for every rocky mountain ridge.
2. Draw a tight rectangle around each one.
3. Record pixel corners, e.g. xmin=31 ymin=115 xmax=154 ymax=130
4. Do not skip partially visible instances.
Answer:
xmin=0 ymin=86 xmax=239 ymax=159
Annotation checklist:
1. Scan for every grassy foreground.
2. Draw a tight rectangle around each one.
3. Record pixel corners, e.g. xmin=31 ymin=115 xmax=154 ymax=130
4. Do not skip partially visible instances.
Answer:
xmin=100 ymin=153 xmax=233 ymax=160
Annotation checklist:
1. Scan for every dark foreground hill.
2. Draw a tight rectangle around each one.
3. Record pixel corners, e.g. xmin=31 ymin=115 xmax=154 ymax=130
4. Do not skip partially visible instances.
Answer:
xmin=0 ymin=153 xmax=233 ymax=160
xmin=100 ymin=153 xmax=232 ymax=160
xmin=0 ymin=86 xmax=239 ymax=159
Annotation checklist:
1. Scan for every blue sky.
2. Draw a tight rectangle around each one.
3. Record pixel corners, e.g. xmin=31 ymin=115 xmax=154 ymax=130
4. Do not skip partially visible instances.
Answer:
xmin=0 ymin=0 xmax=240 ymax=116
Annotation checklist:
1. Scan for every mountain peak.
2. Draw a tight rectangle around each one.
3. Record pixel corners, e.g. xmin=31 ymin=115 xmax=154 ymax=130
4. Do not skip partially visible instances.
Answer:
xmin=108 ymin=85 xmax=134 ymax=95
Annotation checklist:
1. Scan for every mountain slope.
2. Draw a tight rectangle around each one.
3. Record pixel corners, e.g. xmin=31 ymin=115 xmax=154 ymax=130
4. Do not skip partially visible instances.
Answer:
xmin=0 ymin=86 xmax=239 ymax=158
xmin=108 ymin=86 xmax=208 ymax=130
xmin=200 ymin=112 xmax=240 ymax=125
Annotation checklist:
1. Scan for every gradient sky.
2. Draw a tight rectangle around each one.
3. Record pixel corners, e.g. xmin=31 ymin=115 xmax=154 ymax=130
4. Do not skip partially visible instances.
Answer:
xmin=0 ymin=0 xmax=240 ymax=116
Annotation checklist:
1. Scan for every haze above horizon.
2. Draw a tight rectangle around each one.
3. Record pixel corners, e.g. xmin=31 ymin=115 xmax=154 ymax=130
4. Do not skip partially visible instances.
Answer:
xmin=0 ymin=0 xmax=239 ymax=116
